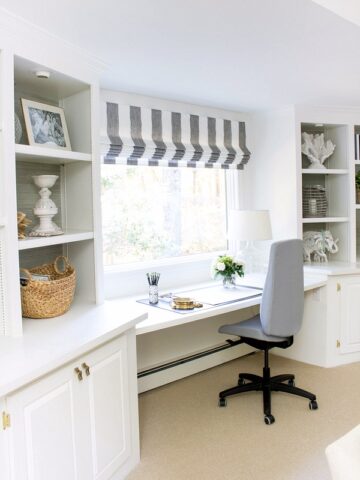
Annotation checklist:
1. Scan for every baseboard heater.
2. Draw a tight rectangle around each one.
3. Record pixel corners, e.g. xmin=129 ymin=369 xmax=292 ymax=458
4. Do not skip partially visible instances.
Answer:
xmin=137 ymin=338 xmax=255 ymax=379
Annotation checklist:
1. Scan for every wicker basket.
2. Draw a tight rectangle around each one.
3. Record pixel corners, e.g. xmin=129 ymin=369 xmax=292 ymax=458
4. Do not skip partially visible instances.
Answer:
xmin=303 ymin=185 xmax=328 ymax=218
xmin=20 ymin=256 xmax=76 ymax=319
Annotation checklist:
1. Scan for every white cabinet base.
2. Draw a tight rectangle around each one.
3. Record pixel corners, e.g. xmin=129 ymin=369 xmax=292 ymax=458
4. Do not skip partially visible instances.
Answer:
xmin=276 ymin=275 xmax=360 ymax=368
xmin=2 ymin=330 xmax=139 ymax=480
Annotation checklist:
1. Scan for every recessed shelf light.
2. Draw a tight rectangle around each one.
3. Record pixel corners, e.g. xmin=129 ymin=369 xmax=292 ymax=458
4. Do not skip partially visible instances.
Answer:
xmin=35 ymin=70 xmax=50 ymax=79
xmin=315 ymin=123 xmax=324 ymax=127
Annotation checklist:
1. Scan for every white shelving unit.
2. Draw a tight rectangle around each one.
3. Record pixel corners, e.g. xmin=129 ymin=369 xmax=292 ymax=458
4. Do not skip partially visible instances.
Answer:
xmin=0 ymin=41 xmax=103 ymax=337
xmin=298 ymin=118 xmax=353 ymax=263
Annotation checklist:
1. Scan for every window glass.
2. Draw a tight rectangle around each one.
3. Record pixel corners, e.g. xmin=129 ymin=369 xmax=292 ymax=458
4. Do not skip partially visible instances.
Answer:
xmin=101 ymin=165 xmax=227 ymax=266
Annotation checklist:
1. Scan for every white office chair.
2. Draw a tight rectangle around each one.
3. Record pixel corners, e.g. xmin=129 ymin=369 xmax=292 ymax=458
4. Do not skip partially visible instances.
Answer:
xmin=326 ymin=424 xmax=360 ymax=480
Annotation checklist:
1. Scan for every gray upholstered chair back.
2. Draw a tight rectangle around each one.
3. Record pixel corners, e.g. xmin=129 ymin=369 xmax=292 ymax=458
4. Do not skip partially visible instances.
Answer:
xmin=260 ymin=239 xmax=304 ymax=337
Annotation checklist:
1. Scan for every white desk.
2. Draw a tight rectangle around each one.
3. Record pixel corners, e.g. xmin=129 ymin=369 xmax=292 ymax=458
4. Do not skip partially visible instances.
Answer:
xmin=135 ymin=273 xmax=327 ymax=335
xmin=133 ymin=272 xmax=328 ymax=391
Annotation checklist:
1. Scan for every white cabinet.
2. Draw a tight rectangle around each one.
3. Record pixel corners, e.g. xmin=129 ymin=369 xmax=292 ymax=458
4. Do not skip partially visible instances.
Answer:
xmin=7 ymin=362 xmax=85 ymax=480
xmin=83 ymin=335 xmax=132 ymax=480
xmin=275 ymin=273 xmax=360 ymax=367
xmin=4 ymin=333 xmax=138 ymax=480
xmin=338 ymin=276 xmax=360 ymax=354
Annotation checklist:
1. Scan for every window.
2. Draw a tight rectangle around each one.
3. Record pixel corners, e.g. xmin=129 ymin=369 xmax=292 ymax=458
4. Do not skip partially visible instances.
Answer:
xmin=101 ymin=165 xmax=227 ymax=267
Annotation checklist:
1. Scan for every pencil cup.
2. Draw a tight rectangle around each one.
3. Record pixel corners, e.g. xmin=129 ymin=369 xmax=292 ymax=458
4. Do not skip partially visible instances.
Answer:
xmin=149 ymin=285 xmax=159 ymax=305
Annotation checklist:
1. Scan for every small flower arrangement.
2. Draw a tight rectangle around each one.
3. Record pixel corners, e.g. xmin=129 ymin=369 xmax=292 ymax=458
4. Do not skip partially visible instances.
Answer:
xmin=212 ymin=255 xmax=245 ymax=287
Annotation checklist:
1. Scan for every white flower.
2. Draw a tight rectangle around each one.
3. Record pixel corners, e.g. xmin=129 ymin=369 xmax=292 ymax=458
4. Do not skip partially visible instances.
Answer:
xmin=216 ymin=262 xmax=226 ymax=272
xmin=234 ymin=256 xmax=245 ymax=267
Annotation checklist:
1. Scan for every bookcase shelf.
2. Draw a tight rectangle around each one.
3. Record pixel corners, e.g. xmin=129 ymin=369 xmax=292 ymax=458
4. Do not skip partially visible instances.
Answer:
xmin=301 ymin=169 xmax=348 ymax=175
xmin=18 ymin=230 xmax=94 ymax=250
xmin=302 ymin=217 xmax=349 ymax=224
xmin=15 ymin=144 xmax=92 ymax=164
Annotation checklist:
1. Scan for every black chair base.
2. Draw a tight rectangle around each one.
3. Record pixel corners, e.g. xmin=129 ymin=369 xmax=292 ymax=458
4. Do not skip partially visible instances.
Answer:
xmin=218 ymin=348 xmax=318 ymax=425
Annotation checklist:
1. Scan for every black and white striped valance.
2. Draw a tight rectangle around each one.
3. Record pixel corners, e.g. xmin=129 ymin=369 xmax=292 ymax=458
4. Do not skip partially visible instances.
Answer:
xmin=101 ymin=102 xmax=251 ymax=169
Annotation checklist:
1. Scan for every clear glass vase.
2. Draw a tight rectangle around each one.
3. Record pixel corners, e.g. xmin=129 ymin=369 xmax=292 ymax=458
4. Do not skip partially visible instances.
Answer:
xmin=222 ymin=274 xmax=236 ymax=289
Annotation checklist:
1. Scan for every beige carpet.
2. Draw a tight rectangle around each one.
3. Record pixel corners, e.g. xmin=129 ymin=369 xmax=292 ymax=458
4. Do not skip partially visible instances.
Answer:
xmin=128 ymin=353 xmax=360 ymax=480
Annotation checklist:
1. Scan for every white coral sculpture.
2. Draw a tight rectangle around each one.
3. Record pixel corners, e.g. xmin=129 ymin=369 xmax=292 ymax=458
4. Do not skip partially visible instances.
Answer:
xmin=301 ymin=132 xmax=336 ymax=169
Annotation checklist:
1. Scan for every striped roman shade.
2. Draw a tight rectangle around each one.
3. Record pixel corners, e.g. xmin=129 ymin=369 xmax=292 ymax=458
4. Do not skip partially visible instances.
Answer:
xmin=101 ymin=102 xmax=251 ymax=169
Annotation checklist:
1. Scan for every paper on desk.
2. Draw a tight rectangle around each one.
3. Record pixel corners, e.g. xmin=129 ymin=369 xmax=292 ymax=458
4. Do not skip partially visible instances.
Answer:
xmin=180 ymin=284 xmax=262 ymax=306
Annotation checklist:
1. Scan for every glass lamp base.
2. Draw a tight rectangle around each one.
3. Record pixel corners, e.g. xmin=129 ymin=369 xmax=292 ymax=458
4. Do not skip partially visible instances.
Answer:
xmin=238 ymin=241 xmax=262 ymax=274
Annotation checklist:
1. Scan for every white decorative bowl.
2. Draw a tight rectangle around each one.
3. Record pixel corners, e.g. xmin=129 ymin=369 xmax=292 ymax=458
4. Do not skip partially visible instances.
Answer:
xmin=32 ymin=175 xmax=59 ymax=189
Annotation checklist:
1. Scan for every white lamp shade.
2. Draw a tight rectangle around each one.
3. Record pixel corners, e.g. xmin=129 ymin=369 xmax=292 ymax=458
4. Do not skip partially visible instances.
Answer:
xmin=228 ymin=210 xmax=272 ymax=241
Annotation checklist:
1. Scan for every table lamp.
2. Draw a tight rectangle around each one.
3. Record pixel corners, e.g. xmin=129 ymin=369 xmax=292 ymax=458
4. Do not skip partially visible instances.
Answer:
xmin=228 ymin=209 xmax=272 ymax=273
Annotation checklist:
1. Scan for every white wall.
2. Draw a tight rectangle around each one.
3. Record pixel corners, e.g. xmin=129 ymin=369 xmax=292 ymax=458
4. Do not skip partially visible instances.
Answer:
xmin=245 ymin=107 xmax=299 ymax=239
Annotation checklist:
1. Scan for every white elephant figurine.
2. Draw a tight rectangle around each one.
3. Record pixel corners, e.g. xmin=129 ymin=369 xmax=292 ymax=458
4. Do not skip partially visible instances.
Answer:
xmin=303 ymin=230 xmax=339 ymax=263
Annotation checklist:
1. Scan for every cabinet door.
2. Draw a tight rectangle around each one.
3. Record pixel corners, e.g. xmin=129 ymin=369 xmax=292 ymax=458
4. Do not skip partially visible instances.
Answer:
xmin=6 ymin=363 xmax=90 ymax=480
xmin=84 ymin=336 xmax=131 ymax=480
xmin=340 ymin=276 xmax=360 ymax=354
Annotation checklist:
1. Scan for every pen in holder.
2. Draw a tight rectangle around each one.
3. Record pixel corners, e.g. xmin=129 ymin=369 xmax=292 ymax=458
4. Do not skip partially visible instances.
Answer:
xmin=147 ymin=272 xmax=160 ymax=304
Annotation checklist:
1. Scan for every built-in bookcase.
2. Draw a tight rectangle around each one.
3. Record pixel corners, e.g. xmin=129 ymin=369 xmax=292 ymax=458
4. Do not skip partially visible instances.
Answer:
xmin=0 ymin=48 xmax=102 ymax=336
xmin=300 ymin=122 xmax=350 ymax=262
xmin=249 ymin=106 xmax=360 ymax=266
xmin=14 ymin=55 xmax=99 ymax=306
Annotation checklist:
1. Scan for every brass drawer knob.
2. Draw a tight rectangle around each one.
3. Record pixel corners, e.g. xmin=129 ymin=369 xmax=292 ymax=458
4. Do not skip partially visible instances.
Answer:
xmin=82 ymin=362 xmax=91 ymax=376
xmin=74 ymin=367 xmax=83 ymax=381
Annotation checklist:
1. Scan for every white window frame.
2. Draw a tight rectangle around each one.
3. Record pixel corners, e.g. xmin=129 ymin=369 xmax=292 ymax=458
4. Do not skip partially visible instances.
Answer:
xmin=103 ymin=169 xmax=243 ymax=299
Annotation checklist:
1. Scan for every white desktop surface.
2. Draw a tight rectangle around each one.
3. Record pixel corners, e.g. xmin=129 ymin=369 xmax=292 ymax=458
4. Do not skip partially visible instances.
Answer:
xmin=135 ymin=273 xmax=327 ymax=335
xmin=0 ymin=273 xmax=326 ymax=397
xmin=0 ymin=300 xmax=147 ymax=397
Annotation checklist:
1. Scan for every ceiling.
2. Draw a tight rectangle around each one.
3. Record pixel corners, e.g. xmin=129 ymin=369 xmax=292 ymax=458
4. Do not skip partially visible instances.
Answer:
xmin=1 ymin=0 xmax=360 ymax=111
xmin=312 ymin=0 xmax=360 ymax=27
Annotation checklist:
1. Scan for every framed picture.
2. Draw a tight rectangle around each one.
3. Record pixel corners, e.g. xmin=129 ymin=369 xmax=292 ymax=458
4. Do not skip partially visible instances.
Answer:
xmin=21 ymin=99 xmax=71 ymax=150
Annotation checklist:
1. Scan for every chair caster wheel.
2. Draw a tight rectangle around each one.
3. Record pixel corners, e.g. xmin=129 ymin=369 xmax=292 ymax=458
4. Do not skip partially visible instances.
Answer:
xmin=238 ymin=378 xmax=245 ymax=386
xmin=218 ymin=398 xmax=227 ymax=407
xmin=288 ymin=379 xmax=295 ymax=387
xmin=264 ymin=414 xmax=275 ymax=425
xmin=309 ymin=400 xmax=318 ymax=410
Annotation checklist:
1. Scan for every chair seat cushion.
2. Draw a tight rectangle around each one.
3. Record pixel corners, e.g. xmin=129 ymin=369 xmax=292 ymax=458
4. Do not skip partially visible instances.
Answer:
xmin=219 ymin=315 xmax=288 ymax=342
